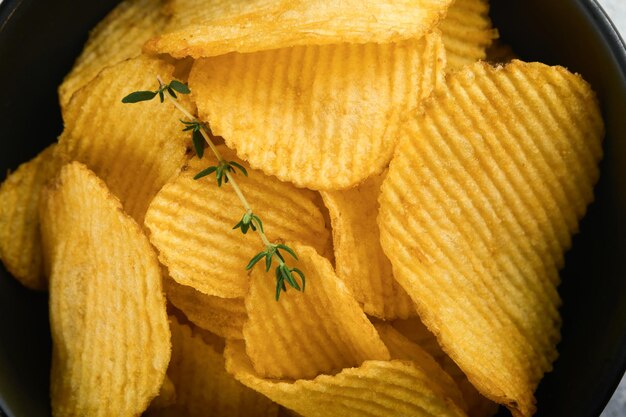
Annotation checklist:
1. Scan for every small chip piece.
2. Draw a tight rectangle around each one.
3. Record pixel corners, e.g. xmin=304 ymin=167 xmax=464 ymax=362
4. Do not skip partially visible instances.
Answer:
xmin=147 ymin=376 xmax=177 ymax=411
xmin=145 ymin=146 xmax=330 ymax=298
xmin=146 ymin=315 xmax=278 ymax=417
xmin=225 ymin=339 xmax=468 ymax=417
xmin=321 ymin=171 xmax=416 ymax=319
xmin=439 ymin=0 xmax=498 ymax=71
xmin=0 ymin=145 xmax=62 ymax=289
xmin=58 ymin=56 xmax=190 ymax=224
xmin=189 ymin=32 xmax=446 ymax=190
xmin=378 ymin=60 xmax=604 ymax=417
xmin=165 ymin=277 xmax=246 ymax=339
xmin=59 ymin=0 xmax=168 ymax=109
xmin=40 ymin=162 xmax=170 ymax=417
xmin=145 ymin=0 xmax=454 ymax=58
xmin=244 ymin=242 xmax=389 ymax=379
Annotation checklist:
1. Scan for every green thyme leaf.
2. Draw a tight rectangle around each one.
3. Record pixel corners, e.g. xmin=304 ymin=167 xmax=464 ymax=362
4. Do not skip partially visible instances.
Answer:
xmin=170 ymin=80 xmax=191 ymax=94
xmin=122 ymin=90 xmax=157 ymax=103
xmin=194 ymin=166 xmax=217 ymax=180
xmin=192 ymin=130 xmax=204 ymax=158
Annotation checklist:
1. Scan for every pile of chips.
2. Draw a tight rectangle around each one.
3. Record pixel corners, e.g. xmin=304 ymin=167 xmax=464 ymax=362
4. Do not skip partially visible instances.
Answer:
xmin=0 ymin=0 xmax=604 ymax=416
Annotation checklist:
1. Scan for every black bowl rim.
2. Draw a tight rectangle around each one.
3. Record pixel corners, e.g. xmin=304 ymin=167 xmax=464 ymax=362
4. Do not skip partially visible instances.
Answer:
xmin=1 ymin=0 xmax=626 ymax=416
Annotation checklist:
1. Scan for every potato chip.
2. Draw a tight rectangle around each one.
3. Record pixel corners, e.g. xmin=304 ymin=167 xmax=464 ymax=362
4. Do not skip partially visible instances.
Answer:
xmin=189 ymin=32 xmax=446 ymax=190
xmin=225 ymin=339 xmax=467 ymax=417
xmin=58 ymin=56 xmax=190 ymax=224
xmin=145 ymin=0 xmax=454 ymax=58
xmin=378 ymin=60 xmax=604 ymax=416
xmin=0 ymin=145 xmax=61 ymax=289
xmin=321 ymin=171 xmax=415 ymax=319
xmin=148 ymin=376 xmax=177 ymax=411
xmin=145 ymin=146 xmax=330 ymax=298
xmin=58 ymin=0 xmax=168 ymax=109
xmin=439 ymin=0 xmax=498 ymax=71
xmin=40 ymin=162 xmax=170 ymax=417
xmin=164 ymin=277 xmax=246 ymax=339
xmin=146 ymin=315 xmax=278 ymax=417
xmin=243 ymin=242 xmax=389 ymax=379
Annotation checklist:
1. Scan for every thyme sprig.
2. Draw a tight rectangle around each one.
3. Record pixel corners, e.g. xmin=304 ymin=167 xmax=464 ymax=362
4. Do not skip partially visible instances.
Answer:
xmin=122 ymin=78 xmax=304 ymax=300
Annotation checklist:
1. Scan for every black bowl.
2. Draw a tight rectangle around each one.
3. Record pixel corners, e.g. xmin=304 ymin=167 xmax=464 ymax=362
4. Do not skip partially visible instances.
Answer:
xmin=1 ymin=1 xmax=625 ymax=416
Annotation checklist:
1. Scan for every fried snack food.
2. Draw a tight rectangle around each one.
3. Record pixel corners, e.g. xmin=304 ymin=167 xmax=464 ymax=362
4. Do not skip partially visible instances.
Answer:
xmin=145 ymin=146 xmax=330 ymax=298
xmin=189 ymin=32 xmax=445 ymax=190
xmin=225 ymin=339 xmax=467 ymax=417
xmin=320 ymin=171 xmax=415 ymax=319
xmin=146 ymin=316 xmax=278 ymax=417
xmin=145 ymin=0 xmax=454 ymax=58
xmin=164 ymin=277 xmax=246 ymax=339
xmin=147 ymin=376 xmax=177 ymax=411
xmin=244 ymin=242 xmax=389 ymax=380
xmin=40 ymin=162 xmax=170 ymax=417
xmin=58 ymin=0 xmax=168 ymax=109
xmin=378 ymin=60 xmax=604 ymax=417
xmin=0 ymin=145 xmax=61 ymax=289
xmin=439 ymin=0 xmax=498 ymax=70
xmin=58 ymin=55 xmax=189 ymax=224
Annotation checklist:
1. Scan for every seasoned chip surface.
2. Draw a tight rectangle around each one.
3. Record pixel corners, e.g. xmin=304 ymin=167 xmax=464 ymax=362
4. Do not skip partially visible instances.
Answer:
xmin=244 ymin=243 xmax=389 ymax=379
xmin=59 ymin=0 xmax=168 ymax=109
xmin=40 ymin=162 xmax=170 ymax=417
xmin=321 ymin=171 xmax=416 ymax=319
xmin=145 ymin=147 xmax=330 ymax=298
xmin=146 ymin=0 xmax=453 ymax=58
xmin=226 ymin=339 xmax=468 ymax=417
xmin=378 ymin=60 xmax=604 ymax=417
xmin=58 ymin=56 xmax=190 ymax=224
xmin=0 ymin=145 xmax=62 ymax=289
xmin=189 ymin=32 xmax=446 ymax=190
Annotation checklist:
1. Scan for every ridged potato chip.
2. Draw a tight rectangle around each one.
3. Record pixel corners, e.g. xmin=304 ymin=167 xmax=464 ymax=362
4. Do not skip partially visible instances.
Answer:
xmin=58 ymin=56 xmax=190 ymax=224
xmin=58 ymin=0 xmax=168 ymax=109
xmin=0 ymin=145 xmax=61 ymax=289
xmin=146 ymin=316 xmax=278 ymax=417
xmin=244 ymin=242 xmax=389 ymax=380
xmin=225 ymin=339 xmax=468 ymax=417
xmin=439 ymin=0 xmax=498 ymax=71
xmin=40 ymin=162 xmax=170 ymax=417
xmin=189 ymin=32 xmax=446 ymax=190
xmin=321 ymin=171 xmax=415 ymax=319
xmin=145 ymin=146 xmax=330 ymax=298
xmin=164 ymin=277 xmax=246 ymax=339
xmin=145 ymin=0 xmax=454 ymax=58
xmin=378 ymin=60 xmax=604 ymax=416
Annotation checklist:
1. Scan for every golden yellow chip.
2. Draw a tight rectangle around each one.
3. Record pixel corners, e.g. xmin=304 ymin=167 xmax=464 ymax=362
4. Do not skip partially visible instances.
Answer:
xmin=145 ymin=146 xmax=330 ymax=298
xmin=244 ymin=242 xmax=389 ymax=379
xmin=439 ymin=0 xmax=498 ymax=71
xmin=164 ymin=277 xmax=246 ymax=339
xmin=59 ymin=0 xmax=168 ymax=109
xmin=58 ymin=56 xmax=190 ymax=224
xmin=378 ymin=60 xmax=604 ymax=417
xmin=40 ymin=162 xmax=170 ymax=417
xmin=0 ymin=145 xmax=61 ymax=289
xmin=145 ymin=0 xmax=454 ymax=58
xmin=321 ymin=171 xmax=415 ymax=319
xmin=148 ymin=376 xmax=177 ymax=411
xmin=189 ymin=32 xmax=446 ymax=190
xmin=225 ymin=339 xmax=467 ymax=417
xmin=146 ymin=315 xmax=278 ymax=417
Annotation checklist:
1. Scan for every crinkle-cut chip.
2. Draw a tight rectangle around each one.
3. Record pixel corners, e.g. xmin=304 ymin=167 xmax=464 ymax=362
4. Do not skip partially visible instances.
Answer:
xmin=40 ymin=162 xmax=170 ymax=417
xmin=321 ymin=171 xmax=416 ymax=319
xmin=0 ymin=145 xmax=62 ymax=289
xmin=58 ymin=56 xmax=190 ymax=224
xmin=189 ymin=32 xmax=446 ymax=190
xmin=145 ymin=146 xmax=330 ymax=298
xmin=225 ymin=339 xmax=468 ymax=417
xmin=145 ymin=315 xmax=278 ymax=417
xmin=244 ymin=242 xmax=389 ymax=380
xmin=485 ymin=39 xmax=518 ymax=65
xmin=145 ymin=0 xmax=454 ymax=58
xmin=439 ymin=0 xmax=498 ymax=71
xmin=378 ymin=60 xmax=604 ymax=417
xmin=164 ymin=277 xmax=246 ymax=339
xmin=391 ymin=318 xmax=499 ymax=417
xmin=58 ymin=0 xmax=168 ymax=109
